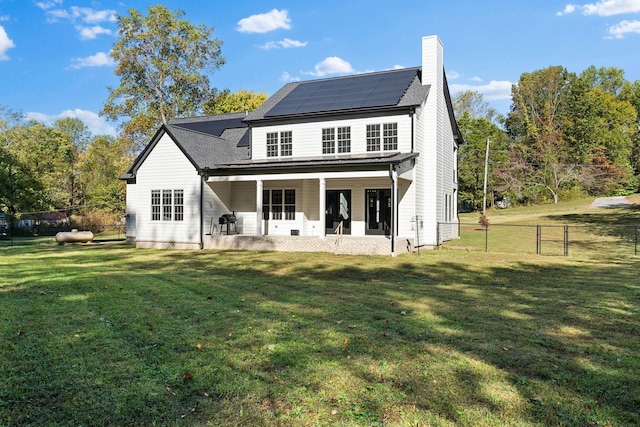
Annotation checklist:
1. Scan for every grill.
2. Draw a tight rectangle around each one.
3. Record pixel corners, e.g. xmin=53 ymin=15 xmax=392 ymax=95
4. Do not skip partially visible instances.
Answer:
xmin=218 ymin=213 xmax=237 ymax=234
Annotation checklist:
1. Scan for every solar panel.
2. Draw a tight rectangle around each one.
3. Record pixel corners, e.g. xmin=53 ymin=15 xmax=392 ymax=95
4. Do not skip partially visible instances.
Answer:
xmin=265 ymin=68 xmax=419 ymax=117
xmin=172 ymin=117 xmax=247 ymax=136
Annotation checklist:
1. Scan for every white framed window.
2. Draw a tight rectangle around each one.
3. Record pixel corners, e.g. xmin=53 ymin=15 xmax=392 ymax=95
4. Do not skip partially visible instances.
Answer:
xmin=151 ymin=189 xmax=184 ymax=221
xmin=322 ymin=128 xmax=335 ymax=154
xmin=337 ymin=127 xmax=351 ymax=153
xmin=267 ymin=131 xmax=293 ymax=157
xmin=263 ymin=189 xmax=295 ymax=221
xmin=321 ymin=126 xmax=351 ymax=154
xmin=383 ymin=123 xmax=398 ymax=151
xmin=366 ymin=124 xmax=381 ymax=152
xmin=151 ymin=190 xmax=161 ymax=221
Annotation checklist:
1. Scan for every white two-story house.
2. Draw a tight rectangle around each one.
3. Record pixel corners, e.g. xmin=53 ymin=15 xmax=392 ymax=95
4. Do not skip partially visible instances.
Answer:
xmin=121 ymin=35 xmax=463 ymax=255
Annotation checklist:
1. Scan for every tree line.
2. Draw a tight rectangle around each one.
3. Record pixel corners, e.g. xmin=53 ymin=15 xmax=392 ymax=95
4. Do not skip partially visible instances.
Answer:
xmin=2 ymin=5 xmax=639 ymax=230
xmin=455 ymin=65 xmax=640 ymax=210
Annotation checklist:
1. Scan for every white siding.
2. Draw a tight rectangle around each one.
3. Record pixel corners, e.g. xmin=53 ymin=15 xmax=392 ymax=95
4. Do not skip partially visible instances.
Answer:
xmin=134 ymin=133 xmax=202 ymax=246
xmin=252 ymin=114 xmax=413 ymax=160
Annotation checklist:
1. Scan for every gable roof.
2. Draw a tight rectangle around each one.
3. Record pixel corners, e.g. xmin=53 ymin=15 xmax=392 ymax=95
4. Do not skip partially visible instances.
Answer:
xmin=120 ymin=113 xmax=249 ymax=182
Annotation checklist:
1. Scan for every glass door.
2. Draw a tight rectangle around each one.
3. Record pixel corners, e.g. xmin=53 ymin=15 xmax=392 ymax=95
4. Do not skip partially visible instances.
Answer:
xmin=366 ymin=189 xmax=391 ymax=235
xmin=325 ymin=190 xmax=351 ymax=235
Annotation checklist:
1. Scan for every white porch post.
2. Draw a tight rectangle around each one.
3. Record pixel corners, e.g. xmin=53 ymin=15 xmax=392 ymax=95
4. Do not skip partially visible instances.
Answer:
xmin=256 ymin=179 xmax=263 ymax=236
xmin=318 ymin=177 xmax=326 ymax=239
xmin=391 ymin=166 xmax=398 ymax=257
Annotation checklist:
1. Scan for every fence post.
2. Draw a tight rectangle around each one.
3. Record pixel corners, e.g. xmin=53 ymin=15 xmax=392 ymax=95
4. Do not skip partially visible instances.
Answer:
xmin=635 ymin=225 xmax=638 ymax=256
xmin=564 ymin=225 xmax=569 ymax=256
xmin=485 ymin=223 xmax=488 ymax=253
xmin=536 ymin=225 xmax=541 ymax=255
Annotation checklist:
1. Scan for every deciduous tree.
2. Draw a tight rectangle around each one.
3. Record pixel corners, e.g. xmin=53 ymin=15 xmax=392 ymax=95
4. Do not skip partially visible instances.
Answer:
xmin=102 ymin=5 xmax=225 ymax=151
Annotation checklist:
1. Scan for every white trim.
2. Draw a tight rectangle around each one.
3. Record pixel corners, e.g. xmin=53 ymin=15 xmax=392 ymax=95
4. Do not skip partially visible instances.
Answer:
xmin=206 ymin=170 xmax=390 ymax=183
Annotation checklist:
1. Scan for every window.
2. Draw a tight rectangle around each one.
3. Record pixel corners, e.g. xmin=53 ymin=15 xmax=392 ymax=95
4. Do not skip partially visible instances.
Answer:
xmin=322 ymin=128 xmax=335 ymax=154
xmin=151 ymin=190 xmax=161 ymax=221
xmin=284 ymin=190 xmax=295 ymax=220
xmin=271 ymin=190 xmax=283 ymax=220
xmin=267 ymin=131 xmax=292 ymax=157
xmin=322 ymin=126 xmax=350 ymax=154
xmin=366 ymin=124 xmax=380 ymax=152
xmin=337 ymin=127 xmax=351 ymax=153
xmin=280 ymin=131 xmax=292 ymax=156
xmin=263 ymin=189 xmax=295 ymax=221
xmin=162 ymin=190 xmax=172 ymax=220
xmin=383 ymin=123 xmax=398 ymax=150
xmin=151 ymin=189 xmax=183 ymax=221
xmin=267 ymin=132 xmax=278 ymax=157
xmin=174 ymin=189 xmax=184 ymax=221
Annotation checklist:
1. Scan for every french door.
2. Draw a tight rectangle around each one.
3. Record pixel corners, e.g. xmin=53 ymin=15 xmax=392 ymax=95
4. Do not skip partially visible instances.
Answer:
xmin=325 ymin=190 xmax=351 ymax=235
xmin=366 ymin=189 xmax=391 ymax=236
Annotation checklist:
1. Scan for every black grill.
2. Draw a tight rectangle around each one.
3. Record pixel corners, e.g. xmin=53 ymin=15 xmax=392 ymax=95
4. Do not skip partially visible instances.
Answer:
xmin=218 ymin=213 xmax=237 ymax=234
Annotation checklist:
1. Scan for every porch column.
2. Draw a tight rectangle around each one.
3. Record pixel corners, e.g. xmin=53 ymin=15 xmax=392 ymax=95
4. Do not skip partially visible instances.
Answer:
xmin=256 ymin=179 xmax=263 ymax=236
xmin=391 ymin=165 xmax=398 ymax=257
xmin=318 ymin=178 xmax=326 ymax=239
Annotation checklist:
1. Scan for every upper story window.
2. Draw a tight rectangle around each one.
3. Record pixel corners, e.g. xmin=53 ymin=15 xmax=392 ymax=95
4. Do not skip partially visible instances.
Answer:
xmin=267 ymin=131 xmax=293 ymax=157
xmin=366 ymin=124 xmax=380 ymax=151
xmin=322 ymin=128 xmax=335 ymax=154
xmin=383 ymin=123 xmax=398 ymax=151
xmin=337 ymin=127 xmax=351 ymax=153
xmin=367 ymin=122 xmax=398 ymax=151
xmin=322 ymin=126 xmax=351 ymax=154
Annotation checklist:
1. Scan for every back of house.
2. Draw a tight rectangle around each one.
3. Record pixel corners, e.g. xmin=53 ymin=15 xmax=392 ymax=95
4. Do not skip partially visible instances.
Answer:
xmin=121 ymin=35 xmax=463 ymax=255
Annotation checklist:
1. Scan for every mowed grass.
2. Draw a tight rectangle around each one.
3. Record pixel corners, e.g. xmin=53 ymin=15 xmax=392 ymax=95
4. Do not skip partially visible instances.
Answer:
xmin=454 ymin=197 xmax=640 ymax=257
xmin=1 ymin=210 xmax=639 ymax=426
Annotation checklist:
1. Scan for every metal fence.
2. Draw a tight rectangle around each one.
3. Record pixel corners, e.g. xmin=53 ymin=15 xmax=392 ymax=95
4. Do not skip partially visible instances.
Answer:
xmin=438 ymin=222 xmax=639 ymax=257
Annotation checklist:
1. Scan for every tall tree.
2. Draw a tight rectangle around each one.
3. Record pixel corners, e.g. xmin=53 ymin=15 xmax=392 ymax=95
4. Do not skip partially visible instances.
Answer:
xmin=457 ymin=116 xmax=508 ymax=210
xmin=452 ymin=90 xmax=498 ymax=122
xmin=102 ymin=5 xmax=225 ymax=151
xmin=203 ymin=89 xmax=268 ymax=115
xmin=506 ymin=66 xmax=577 ymax=203
xmin=78 ymin=135 xmax=131 ymax=213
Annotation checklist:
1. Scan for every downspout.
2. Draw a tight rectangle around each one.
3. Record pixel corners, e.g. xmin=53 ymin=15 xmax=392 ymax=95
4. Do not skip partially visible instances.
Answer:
xmin=389 ymin=163 xmax=398 ymax=257
xmin=199 ymin=175 xmax=204 ymax=249
xmin=410 ymin=109 xmax=415 ymax=153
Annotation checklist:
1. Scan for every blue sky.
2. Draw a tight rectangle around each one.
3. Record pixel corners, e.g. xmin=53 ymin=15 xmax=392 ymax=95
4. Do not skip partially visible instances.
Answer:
xmin=1 ymin=0 xmax=640 ymax=136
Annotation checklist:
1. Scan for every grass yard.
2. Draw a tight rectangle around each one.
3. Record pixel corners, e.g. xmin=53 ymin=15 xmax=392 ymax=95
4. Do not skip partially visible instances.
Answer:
xmin=1 ymin=200 xmax=639 ymax=426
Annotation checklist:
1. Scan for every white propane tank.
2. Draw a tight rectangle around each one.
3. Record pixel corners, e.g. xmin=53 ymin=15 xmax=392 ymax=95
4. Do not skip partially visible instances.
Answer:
xmin=55 ymin=229 xmax=94 ymax=244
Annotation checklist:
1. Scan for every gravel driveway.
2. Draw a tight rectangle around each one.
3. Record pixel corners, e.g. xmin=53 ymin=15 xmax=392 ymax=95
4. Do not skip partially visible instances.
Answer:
xmin=591 ymin=196 xmax=631 ymax=208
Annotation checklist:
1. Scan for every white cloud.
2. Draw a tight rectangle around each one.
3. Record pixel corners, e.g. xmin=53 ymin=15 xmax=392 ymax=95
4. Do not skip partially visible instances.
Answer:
xmin=76 ymin=25 xmax=112 ymax=40
xmin=0 ymin=25 xmax=16 ymax=61
xmin=35 ymin=0 xmax=63 ymax=10
xmin=447 ymin=70 xmax=461 ymax=80
xmin=280 ymin=71 xmax=300 ymax=82
xmin=450 ymin=80 xmax=513 ymax=101
xmin=46 ymin=6 xmax=116 ymax=23
xmin=259 ymin=38 xmax=307 ymax=50
xmin=558 ymin=0 xmax=640 ymax=16
xmin=26 ymin=109 xmax=117 ymax=136
xmin=68 ymin=51 xmax=114 ymax=69
xmin=471 ymin=76 xmax=483 ymax=82
xmin=0 ymin=16 xmax=9 ymax=22
xmin=303 ymin=56 xmax=354 ymax=77
xmin=237 ymin=9 xmax=291 ymax=33
xmin=608 ymin=19 xmax=640 ymax=37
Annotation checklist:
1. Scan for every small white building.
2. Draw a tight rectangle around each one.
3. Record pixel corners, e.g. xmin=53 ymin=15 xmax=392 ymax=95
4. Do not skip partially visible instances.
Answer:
xmin=121 ymin=35 xmax=463 ymax=255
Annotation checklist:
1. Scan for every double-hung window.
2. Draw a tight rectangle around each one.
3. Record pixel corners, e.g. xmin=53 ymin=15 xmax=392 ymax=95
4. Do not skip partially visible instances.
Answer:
xmin=322 ymin=128 xmax=335 ymax=154
xmin=366 ymin=124 xmax=381 ymax=152
xmin=151 ymin=189 xmax=184 ymax=221
xmin=337 ymin=127 xmax=351 ymax=153
xmin=322 ymin=126 xmax=351 ymax=154
xmin=383 ymin=123 xmax=398 ymax=150
xmin=262 ymin=189 xmax=295 ymax=221
xmin=266 ymin=131 xmax=293 ymax=157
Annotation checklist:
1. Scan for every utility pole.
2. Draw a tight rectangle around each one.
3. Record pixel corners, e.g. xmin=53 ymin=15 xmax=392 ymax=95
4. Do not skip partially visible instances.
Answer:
xmin=482 ymin=138 xmax=490 ymax=216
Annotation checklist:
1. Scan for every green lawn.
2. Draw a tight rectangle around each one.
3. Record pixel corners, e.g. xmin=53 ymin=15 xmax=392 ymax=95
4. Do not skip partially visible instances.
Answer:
xmin=1 ymin=206 xmax=639 ymax=425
